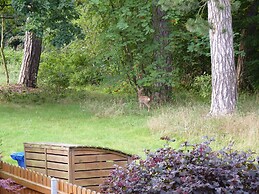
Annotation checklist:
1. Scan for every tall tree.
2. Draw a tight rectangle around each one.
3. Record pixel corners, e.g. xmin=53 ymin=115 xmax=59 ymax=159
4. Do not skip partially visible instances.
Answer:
xmin=235 ymin=0 xmax=259 ymax=91
xmin=152 ymin=1 xmax=173 ymax=102
xmin=0 ymin=0 xmax=13 ymax=84
xmin=18 ymin=31 xmax=41 ymax=87
xmin=12 ymin=0 xmax=81 ymax=87
xmin=208 ymin=0 xmax=237 ymax=116
xmin=0 ymin=13 xmax=9 ymax=84
xmin=86 ymin=0 xmax=175 ymax=101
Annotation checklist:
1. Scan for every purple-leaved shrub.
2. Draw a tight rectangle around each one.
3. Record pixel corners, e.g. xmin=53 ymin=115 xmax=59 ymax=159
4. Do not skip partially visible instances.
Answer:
xmin=0 ymin=178 xmax=25 ymax=193
xmin=0 ymin=143 xmax=25 ymax=193
xmin=101 ymin=138 xmax=259 ymax=194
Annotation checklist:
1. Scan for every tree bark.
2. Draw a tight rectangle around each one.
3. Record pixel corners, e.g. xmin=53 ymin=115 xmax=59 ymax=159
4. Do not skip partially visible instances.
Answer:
xmin=18 ymin=31 xmax=42 ymax=88
xmin=152 ymin=2 xmax=173 ymax=103
xmin=208 ymin=0 xmax=237 ymax=116
xmin=237 ymin=0 xmax=258 ymax=92
xmin=1 ymin=15 xmax=9 ymax=84
xmin=236 ymin=29 xmax=246 ymax=90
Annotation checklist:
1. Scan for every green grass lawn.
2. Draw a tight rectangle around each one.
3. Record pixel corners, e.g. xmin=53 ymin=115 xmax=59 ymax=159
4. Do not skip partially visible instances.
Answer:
xmin=0 ymin=48 xmax=258 ymax=166
xmin=0 ymin=97 xmax=166 ymax=164
xmin=0 ymin=87 xmax=258 ymax=165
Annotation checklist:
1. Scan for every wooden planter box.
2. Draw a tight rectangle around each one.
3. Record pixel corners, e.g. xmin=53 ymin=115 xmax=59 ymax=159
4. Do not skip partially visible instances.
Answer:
xmin=24 ymin=142 xmax=131 ymax=191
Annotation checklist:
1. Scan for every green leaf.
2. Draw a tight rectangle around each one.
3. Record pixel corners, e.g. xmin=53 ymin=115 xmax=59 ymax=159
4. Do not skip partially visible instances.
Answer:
xmin=116 ymin=19 xmax=129 ymax=30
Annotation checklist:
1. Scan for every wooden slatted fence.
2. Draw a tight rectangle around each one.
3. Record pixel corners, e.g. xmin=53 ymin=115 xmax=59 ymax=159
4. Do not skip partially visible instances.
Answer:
xmin=24 ymin=143 xmax=132 ymax=191
xmin=0 ymin=161 xmax=100 ymax=194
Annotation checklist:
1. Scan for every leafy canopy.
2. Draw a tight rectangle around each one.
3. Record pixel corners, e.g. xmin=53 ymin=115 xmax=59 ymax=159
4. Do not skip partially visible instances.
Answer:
xmin=11 ymin=0 xmax=82 ymax=47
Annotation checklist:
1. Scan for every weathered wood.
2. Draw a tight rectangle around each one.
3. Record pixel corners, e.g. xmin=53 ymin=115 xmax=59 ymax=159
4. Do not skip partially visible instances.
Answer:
xmin=75 ymin=169 xmax=111 ymax=179
xmin=48 ymin=162 xmax=69 ymax=171
xmin=24 ymin=147 xmax=45 ymax=153
xmin=48 ymin=169 xmax=69 ymax=179
xmin=26 ymin=159 xmax=46 ymax=167
xmin=26 ymin=152 xmax=45 ymax=160
xmin=75 ymin=177 xmax=107 ymax=187
xmin=47 ymin=149 xmax=69 ymax=155
xmin=74 ymin=154 xmax=128 ymax=163
xmin=74 ymin=161 xmax=127 ymax=171
xmin=47 ymin=155 xmax=69 ymax=163
xmin=0 ymin=170 xmax=51 ymax=193
xmin=26 ymin=167 xmax=45 ymax=175
xmin=0 ymin=161 xmax=100 ymax=194
xmin=24 ymin=142 xmax=131 ymax=190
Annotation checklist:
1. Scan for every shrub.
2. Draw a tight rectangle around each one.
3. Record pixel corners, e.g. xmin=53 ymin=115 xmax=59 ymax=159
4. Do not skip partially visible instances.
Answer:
xmin=0 ymin=141 xmax=25 ymax=192
xmin=38 ymin=50 xmax=71 ymax=89
xmin=192 ymin=74 xmax=211 ymax=99
xmin=0 ymin=178 xmax=25 ymax=193
xmin=39 ymin=50 xmax=105 ymax=88
xmin=101 ymin=138 xmax=259 ymax=194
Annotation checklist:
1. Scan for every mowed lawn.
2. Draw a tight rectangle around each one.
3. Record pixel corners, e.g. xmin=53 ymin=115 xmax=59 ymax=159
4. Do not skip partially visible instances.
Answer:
xmin=0 ymin=89 xmax=258 ymax=165
xmin=0 ymin=101 xmax=165 ymax=164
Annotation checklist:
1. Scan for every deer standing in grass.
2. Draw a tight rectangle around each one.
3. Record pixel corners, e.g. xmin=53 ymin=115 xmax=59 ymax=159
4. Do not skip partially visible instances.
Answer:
xmin=137 ymin=88 xmax=151 ymax=112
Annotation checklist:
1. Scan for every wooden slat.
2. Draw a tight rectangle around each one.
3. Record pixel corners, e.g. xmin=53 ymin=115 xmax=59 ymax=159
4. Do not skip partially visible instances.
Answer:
xmin=48 ymin=169 xmax=69 ymax=179
xmin=27 ymin=167 xmax=46 ymax=174
xmin=47 ymin=162 xmax=69 ymax=171
xmin=86 ymin=186 xmax=99 ymax=193
xmin=43 ymin=174 xmax=48 ymax=186
xmin=75 ymin=162 xmax=108 ymax=171
xmin=73 ymin=148 xmax=131 ymax=158
xmin=77 ymin=186 xmax=82 ymax=193
xmin=69 ymin=149 xmax=74 ymax=184
xmin=68 ymin=183 xmax=73 ymax=194
xmin=24 ymin=147 xmax=45 ymax=153
xmin=47 ymin=149 xmax=68 ymax=155
xmin=1 ymin=162 xmax=101 ymax=194
xmin=26 ymin=160 xmax=46 ymax=168
xmin=26 ymin=153 xmax=45 ymax=160
xmin=73 ymin=184 xmax=77 ymax=193
xmin=0 ymin=170 xmax=51 ymax=194
xmin=24 ymin=143 xmax=69 ymax=151
xmin=73 ymin=150 xmax=104 ymax=156
xmin=74 ymin=154 xmax=128 ymax=163
xmin=58 ymin=179 xmax=65 ymax=191
xmin=75 ymin=169 xmax=111 ymax=179
xmin=75 ymin=177 xmax=106 ymax=187
xmin=47 ymin=155 xmax=69 ymax=163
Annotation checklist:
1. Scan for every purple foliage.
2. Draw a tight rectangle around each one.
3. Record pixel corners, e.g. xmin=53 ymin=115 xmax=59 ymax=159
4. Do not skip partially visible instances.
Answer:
xmin=0 ymin=178 xmax=25 ymax=193
xmin=101 ymin=138 xmax=259 ymax=194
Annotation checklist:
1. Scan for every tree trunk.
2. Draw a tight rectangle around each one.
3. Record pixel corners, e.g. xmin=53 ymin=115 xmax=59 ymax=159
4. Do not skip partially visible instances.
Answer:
xmin=208 ymin=0 xmax=237 ymax=116
xmin=152 ymin=2 xmax=173 ymax=103
xmin=237 ymin=0 xmax=258 ymax=92
xmin=0 ymin=15 xmax=9 ymax=84
xmin=18 ymin=31 xmax=42 ymax=88
xmin=236 ymin=29 xmax=246 ymax=90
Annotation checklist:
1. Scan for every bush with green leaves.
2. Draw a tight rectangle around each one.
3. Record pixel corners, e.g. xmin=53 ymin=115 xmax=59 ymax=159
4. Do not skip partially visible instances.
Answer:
xmin=39 ymin=48 xmax=104 ymax=88
xmin=101 ymin=138 xmax=259 ymax=194
xmin=39 ymin=50 xmax=71 ymax=89
xmin=192 ymin=73 xmax=211 ymax=99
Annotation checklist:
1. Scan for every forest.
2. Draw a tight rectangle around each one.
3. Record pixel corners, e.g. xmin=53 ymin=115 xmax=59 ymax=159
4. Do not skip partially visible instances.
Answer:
xmin=0 ymin=0 xmax=258 ymax=193
xmin=0 ymin=0 xmax=257 ymax=100
xmin=0 ymin=0 xmax=258 ymax=155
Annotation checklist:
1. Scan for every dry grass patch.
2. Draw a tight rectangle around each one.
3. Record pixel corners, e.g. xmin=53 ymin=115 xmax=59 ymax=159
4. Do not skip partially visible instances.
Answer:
xmin=147 ymin=104 xmax=259 ymax=153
